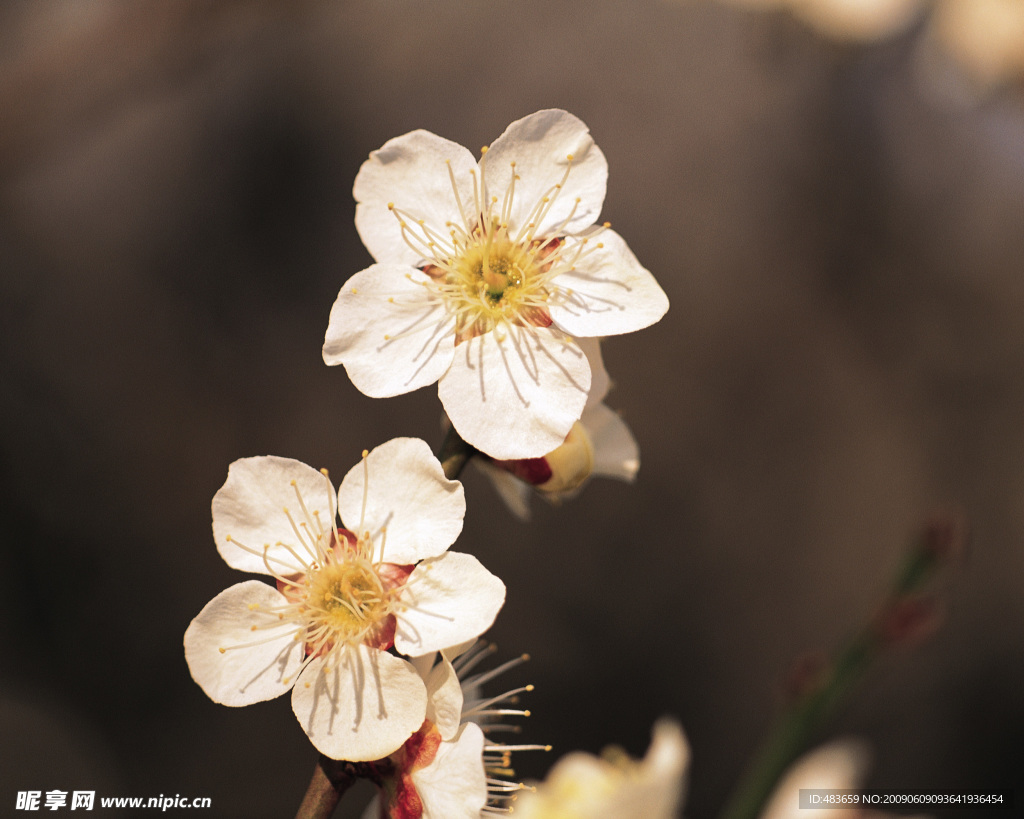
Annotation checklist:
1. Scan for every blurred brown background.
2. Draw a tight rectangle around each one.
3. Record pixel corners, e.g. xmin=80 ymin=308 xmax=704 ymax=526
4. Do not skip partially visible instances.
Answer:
xmin=1 ymin=1 xmax=1023 ymax=817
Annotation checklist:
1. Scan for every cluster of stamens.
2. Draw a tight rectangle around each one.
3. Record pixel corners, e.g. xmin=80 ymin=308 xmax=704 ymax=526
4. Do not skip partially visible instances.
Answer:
xmin=219 ymin=454 xmax=408 ymax=682
xmin=453 ymin=641 xmax=551 ymax=814
xmin=386 ymin=147 xmax=610 ymax=341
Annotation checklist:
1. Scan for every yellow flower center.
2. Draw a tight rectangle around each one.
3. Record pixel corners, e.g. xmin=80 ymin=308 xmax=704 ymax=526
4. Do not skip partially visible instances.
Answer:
xmin=387 ymin=147 xmax=610 ymax=340
xmin=305 ymin=556 xmax=389 ymax=641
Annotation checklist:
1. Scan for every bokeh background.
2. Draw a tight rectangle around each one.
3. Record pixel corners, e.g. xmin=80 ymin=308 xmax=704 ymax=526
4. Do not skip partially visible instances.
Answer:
xmin=2 ymin=1 xmax=1023 ymax=816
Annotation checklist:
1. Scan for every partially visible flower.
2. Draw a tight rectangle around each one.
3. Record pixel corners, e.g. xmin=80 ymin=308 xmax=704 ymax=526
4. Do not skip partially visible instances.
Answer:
xmin=760 ymin=740 xmax=869 ymax=819
xmin=923 ymin=0 xmax=1024 ymax=93
xmin=324 ymin=109 xmax=668 ymax=461
xmin=511 ymin=720 xmax=689 ymax=819
xmin=184 ymin=438 xmax=506 ymax=762
xmin=711 ymin=0 xmax=924 ymax=41
xmin=476 ymin=338 xmax=639 ymax=519
xmin=363 ymin=642 xmax=546 ymax=818
xmin=760 ymin=739 xmax=927 ymax=819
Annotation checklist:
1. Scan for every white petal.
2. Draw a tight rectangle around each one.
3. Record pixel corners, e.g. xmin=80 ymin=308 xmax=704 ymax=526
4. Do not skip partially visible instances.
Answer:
xmin=413 ymin=723 xmax=488 ymax=819
xmin=394 ymin=551 xmax=506 ymax=657
xmin=474 ymin=458 xmax=534 ymax=520
xmin=337 ymin=438 xmax=465 ymax=564
xmin=323 ymin=264 xmax=457 ymax=399
xmin=212 ymin=456 xmax=334 ymax=576
xmin=184 ymin=580 xmax=303 ymax=707
xmin=354 ymin=129 xmax=479 ymax=267
xmin=483 ymin=109 xmax=607 ymax=237
xmin=291 ymin=646 xmax=427 ymax=762
xmin=438 ymin=324 xmax=591 ymax=460
xmin=582 ymin=402 xmax=639 ymax=482
xmin=425 ymin=656 xmax=464 ymax=741
xmin=579 ymin=336 xmax=610 ymax=407
xmin=549 ymin=229 xmax=669 ymax=337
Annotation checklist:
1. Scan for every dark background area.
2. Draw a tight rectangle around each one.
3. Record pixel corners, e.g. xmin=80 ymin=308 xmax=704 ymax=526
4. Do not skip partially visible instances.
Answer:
xmin=2 ymin=2 xmax=1023 ymax=817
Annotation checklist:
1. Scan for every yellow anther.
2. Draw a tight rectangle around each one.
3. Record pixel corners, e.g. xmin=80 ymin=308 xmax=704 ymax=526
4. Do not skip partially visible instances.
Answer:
xmin=218 ymin=647 xmax=226 ymax=654
xmin=351 ymin=288 xmax=358 ymax=294
xmin=387 ymin=202 xmax=395 ymax=210
xmin=361 ymin=449 xmax=369 ymax=458
xmin=320 ymin=468 xmax=329 ymax=477
xmin=248 ymin=603 xmax=260 ymax=610
xmin=603 ymin=221 xmax=611 ymax=228
xmin=566 ymin=153 xmax=574 ymax=161
xmin=480 ymin=145 xmax=489 ymax=155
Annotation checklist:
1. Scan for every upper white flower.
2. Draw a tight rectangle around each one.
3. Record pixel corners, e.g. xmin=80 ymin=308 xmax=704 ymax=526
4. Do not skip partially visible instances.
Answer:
xmin=511 ymin=720 xmax=689 ymax=819
xmin=324 ymin=109 xmax=669 ymax=461
xmin=183 ymin=438 xmax=506 ymax=762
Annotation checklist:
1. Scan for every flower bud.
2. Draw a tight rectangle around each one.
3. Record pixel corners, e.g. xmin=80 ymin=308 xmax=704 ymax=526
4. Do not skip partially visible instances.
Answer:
xmin=494 ymin=421 xmax=595 ymax=494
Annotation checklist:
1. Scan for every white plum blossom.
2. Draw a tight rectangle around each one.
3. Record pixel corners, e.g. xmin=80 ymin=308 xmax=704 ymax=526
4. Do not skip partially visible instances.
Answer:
xmin=511 ymin=720 xmax=689 ymax=819
xmin=183 ymin=438 xmax=506 ymax=762
xmin=476 ymin=338 xmax=639 ymax=519
xmin=362 ymin=642 xmax=546 ymax=819
xmin=324 ymin=109 xmax=668 ymax=461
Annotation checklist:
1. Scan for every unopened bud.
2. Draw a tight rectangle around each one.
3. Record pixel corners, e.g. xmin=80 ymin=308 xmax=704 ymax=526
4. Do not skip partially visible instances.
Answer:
xmin=494 ymin=421 xmax=595 ymax=493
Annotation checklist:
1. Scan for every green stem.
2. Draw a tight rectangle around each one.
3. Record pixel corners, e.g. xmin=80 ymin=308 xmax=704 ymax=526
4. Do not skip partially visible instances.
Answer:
xmin=718 ymin=514 xmax=961 ymax=819
xmin=718 ymin=632 xmax=878 ymax=819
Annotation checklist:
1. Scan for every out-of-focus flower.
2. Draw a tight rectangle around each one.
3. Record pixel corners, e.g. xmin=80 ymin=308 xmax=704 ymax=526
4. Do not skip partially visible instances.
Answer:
xmin=511 ymin=720 xmax=689 ymax=819
xmin=476 ymin=338 xmax=639 ymax=519
xmin=184 ymin=438 xmax=506 ymax=762
xmin=712 ymin=0 xmax=925 ymax=41
xmin=924 ymin=0 xmax=1024 ymax=92
xmin=760 ymin=740 xmax=869 ymax=819
xmin=323 ymin=109 xmax=668 ymax=461
xmin=760 ymin=739 xmax=928 ymax=819
xmin=363 ymin=642 xmax=546 ymax=818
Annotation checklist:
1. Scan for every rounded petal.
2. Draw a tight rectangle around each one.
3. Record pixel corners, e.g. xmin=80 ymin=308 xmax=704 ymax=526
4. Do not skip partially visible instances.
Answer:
xmin=355 ymin=129 xmax=479 ymax=267
xmin=337 ymin=438 xmax=466 ymax=564
xmin=184 ymin=580 xmax=303 ymax=707
xmin=212 ymin=456 xmax=334 ymax=576
xmin=413 ymin=723 xmax=487 ymax=819
xmin=582 ymin=402 xmax=639 ymax=483
xmin=438 ymin=324 xmax=591 ymax=460
xmin=425 ymin=656 xmax=464 ymax=741
xmin=323 ymin=265 xmax=456 ymax=398
xmin=483 ymin=109 xmax=607 ymax=237
xmin=548 ymin=229 xmax=669 ymax=337
xmin=394 ymin=551 xmax=506 ymax=657
xmin=291 ymin=646 xmax=428 ymax=762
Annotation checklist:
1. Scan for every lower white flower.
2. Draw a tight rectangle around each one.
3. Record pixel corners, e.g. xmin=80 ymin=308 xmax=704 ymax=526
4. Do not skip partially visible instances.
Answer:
xmin=511 ymin=720 xmax=689 ymax=819
xmin=183 ymin=438 xmax=506 ymax=762
xmin=476 ymin=338 xmax=639 ymax=519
